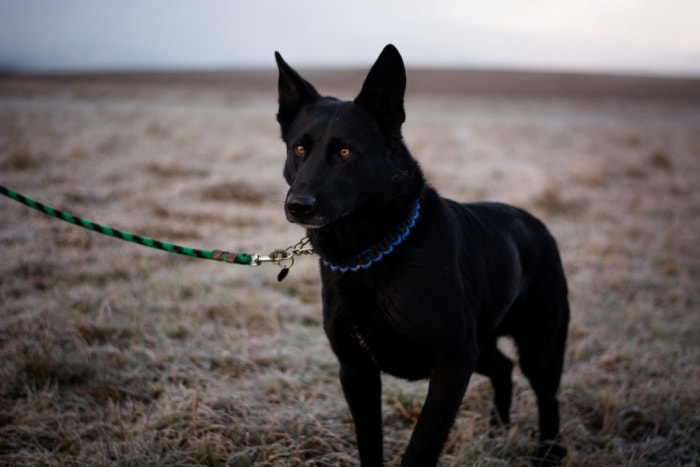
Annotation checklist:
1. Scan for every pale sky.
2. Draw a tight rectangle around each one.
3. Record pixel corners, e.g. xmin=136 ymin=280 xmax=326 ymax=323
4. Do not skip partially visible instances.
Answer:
xmin=1 ymin=0 xmax=699 ymax=75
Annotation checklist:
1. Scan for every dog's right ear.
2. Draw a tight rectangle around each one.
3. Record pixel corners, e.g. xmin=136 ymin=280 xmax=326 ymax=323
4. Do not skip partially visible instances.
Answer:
xmin=275 ymin=51 xmax=321 ymax=134
xmin=354 ymin=44 xmax=406 ymax=138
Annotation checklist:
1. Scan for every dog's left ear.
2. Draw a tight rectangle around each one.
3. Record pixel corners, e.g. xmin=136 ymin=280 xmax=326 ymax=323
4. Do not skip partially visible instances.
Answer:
xmin=355 ymin=44 xmax=406 ymax=138
xmin=275 ymin=51 xmax=322 ymax=135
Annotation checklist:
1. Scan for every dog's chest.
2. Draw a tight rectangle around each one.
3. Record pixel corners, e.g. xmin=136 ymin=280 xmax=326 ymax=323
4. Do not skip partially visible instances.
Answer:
xmin=347 ymin=311 xmax=433 ymax=380
xmin=325 ymin=273 xmax=438 ymax=379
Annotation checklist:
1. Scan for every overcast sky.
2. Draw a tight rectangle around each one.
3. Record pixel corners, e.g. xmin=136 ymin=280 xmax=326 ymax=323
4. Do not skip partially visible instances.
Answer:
xmin=1 ymin=0 xmax=699 ymax=75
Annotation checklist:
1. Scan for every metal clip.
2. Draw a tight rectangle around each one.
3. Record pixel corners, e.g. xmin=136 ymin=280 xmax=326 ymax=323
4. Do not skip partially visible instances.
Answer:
xmin=251 ymin=249 xmax=291 ymax=266
xmin=250 ymin=237 xmax=314 ymax=281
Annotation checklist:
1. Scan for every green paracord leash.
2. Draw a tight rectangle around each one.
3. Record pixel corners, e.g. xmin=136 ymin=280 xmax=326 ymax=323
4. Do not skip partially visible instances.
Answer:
xmin=0 ymin=184 xmax=313 ymax=280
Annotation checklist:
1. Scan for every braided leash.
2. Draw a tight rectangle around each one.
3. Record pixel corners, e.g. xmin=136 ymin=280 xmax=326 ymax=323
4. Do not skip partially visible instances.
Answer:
xmin=0 ymin=184 xmax=313 ymax=280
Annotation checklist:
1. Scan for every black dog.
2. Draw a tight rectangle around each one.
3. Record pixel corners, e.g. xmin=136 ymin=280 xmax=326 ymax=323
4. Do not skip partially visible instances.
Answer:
xmin=275 ymin=44 xmax=569 ymax=466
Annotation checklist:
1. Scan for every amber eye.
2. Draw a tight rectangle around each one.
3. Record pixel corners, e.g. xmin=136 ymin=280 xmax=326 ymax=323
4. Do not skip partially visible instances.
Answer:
xmin=294 ymin=145 xmax=305 ymax=156
xmin=339 ymin=148 xmax=352 ymax=158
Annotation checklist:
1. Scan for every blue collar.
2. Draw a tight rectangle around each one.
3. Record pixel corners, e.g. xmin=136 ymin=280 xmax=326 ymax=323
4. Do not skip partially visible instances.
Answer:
xmin=322 ymin=198 xmax=421 ymax=273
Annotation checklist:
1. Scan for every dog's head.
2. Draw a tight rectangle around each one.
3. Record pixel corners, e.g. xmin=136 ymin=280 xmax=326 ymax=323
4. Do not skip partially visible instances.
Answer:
xmin=275 ymin=44 xmax=420 ymax=229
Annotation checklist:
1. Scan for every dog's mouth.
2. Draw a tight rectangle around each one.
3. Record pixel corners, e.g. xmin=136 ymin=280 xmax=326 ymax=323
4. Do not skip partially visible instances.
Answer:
xmin=293 ymin=221 xmax=326 ymax=230
xmin=284 ymin=209 xmax=331 ymax=229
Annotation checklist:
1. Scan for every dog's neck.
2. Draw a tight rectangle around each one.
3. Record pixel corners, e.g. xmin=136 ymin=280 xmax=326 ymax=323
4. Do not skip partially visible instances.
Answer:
xmin=308 ymin=194 xmax=423 ymax=272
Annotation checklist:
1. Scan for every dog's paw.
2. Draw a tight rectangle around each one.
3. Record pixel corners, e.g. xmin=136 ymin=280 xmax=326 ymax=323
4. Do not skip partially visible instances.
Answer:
xmin=487 ymin=410 xmax=510 ymax=439
xmin=489 ymin=408 xmax=510 ymax=428
xmin=532 ymin=440 xmax=567 ymax=466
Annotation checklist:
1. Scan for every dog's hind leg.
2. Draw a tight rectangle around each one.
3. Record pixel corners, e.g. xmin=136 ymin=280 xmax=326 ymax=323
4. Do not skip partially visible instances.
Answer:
xmin=518 ymin=347 xmax=567 ymax=466
xmin=513 ymin=298 xmax=569 ymax=465
xmin=476 ymin=339 xmax=514 ymax=427
xmin=515 ymin=310 xmax=567 ymax=440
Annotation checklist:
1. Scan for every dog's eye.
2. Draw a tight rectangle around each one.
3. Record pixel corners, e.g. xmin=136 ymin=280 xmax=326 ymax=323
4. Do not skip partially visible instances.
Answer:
xmin=294 ymin=145 xmax=305 ymax=156
xmin=339 ymin=148 xmax=352 ymax=158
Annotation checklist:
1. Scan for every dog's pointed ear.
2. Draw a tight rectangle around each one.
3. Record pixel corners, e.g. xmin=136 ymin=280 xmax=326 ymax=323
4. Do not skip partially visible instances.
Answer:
xmin=275 ymin=51 xmax=321 ymax=134
xmin=354 ymin=44 xmax=406 ymax=137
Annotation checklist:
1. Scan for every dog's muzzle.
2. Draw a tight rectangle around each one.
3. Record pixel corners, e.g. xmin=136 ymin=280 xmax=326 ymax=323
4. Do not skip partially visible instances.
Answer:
xmin=285 ymin=192 xmax=325 ymax=228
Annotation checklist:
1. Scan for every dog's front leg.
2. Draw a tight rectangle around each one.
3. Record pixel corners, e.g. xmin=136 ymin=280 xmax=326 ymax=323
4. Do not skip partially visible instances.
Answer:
xmin=402 ymin=359 xmax=473 ymax=467
xmin=340 ymin=363 xmax=383 ymax=466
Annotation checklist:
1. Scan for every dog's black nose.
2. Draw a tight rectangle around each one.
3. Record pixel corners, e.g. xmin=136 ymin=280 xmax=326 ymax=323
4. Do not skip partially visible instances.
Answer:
xmin=285 ymin=193 xmax=317 ymax=219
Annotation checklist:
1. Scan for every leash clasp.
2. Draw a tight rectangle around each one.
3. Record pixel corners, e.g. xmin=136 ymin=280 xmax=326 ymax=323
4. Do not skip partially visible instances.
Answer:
xmin=251 ymin=249 xmax=291 ymax=266
xmin=250 ymin=236 xmax=314 ymax=281
xmin=253 ymin=249 xmax=294 ymax=281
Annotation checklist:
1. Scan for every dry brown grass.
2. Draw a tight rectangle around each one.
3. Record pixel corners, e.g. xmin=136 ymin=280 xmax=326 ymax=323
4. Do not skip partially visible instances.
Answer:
xmin=1 ymin=72 xmax=699 ymax=466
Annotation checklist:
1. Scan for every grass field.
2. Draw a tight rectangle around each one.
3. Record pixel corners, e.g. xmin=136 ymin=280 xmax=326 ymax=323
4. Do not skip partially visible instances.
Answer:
xmin=1 ymin=70 xmax=699 ymax=466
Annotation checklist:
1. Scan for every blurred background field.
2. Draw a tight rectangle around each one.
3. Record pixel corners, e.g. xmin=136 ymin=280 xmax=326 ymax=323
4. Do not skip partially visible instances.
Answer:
xmin=1 ymin=69 xmax=699 ymax=465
